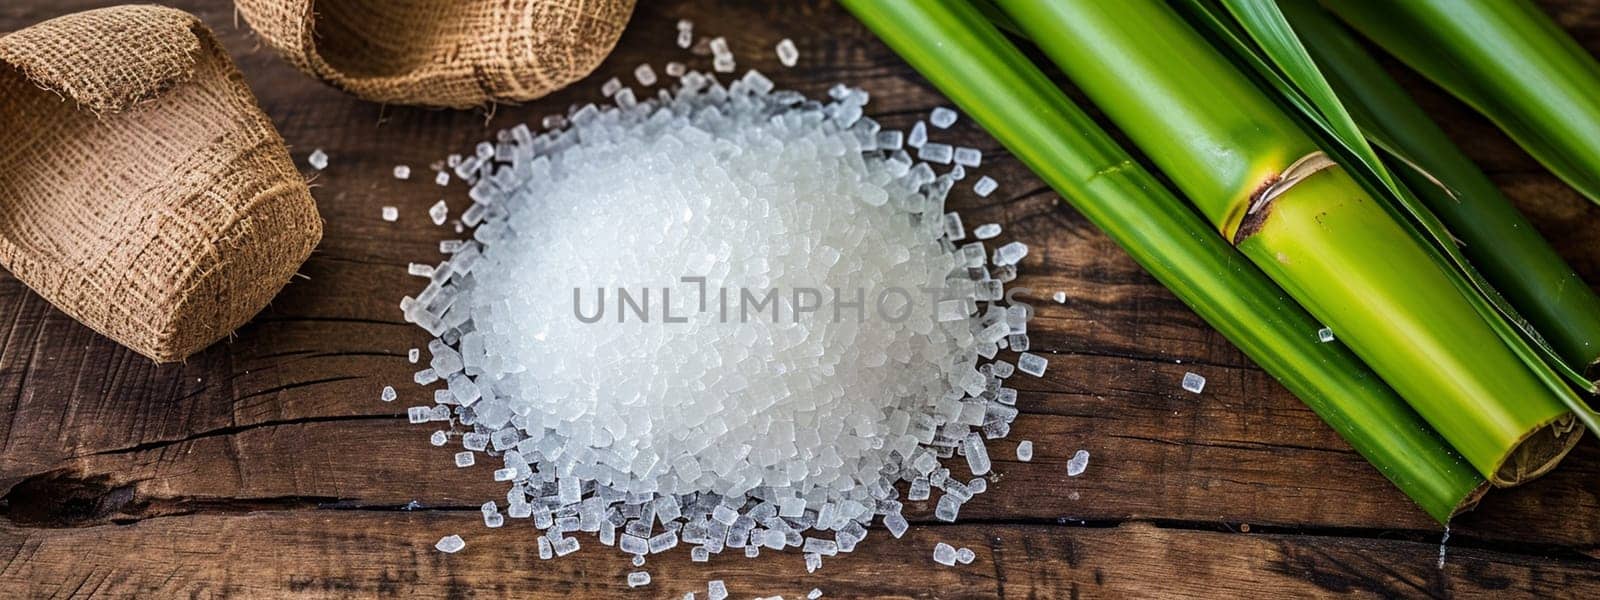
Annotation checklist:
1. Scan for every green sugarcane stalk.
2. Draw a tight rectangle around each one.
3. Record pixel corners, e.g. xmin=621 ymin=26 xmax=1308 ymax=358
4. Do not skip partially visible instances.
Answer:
xmin=994 ymin=0 xmax=1580 ymax=486
xmin=1322 ymin=0 xmax=1600 ymax=207
xmin=839 ymin=0 xmax=1484 ymax=522
xmin=1277 ymin=0 xmax=1600 ymax=379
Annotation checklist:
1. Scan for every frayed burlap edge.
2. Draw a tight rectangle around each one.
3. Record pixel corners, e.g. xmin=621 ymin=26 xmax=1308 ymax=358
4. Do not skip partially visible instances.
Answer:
xmin=235 ymin=0 xmax=635 ymax=109
xmin=0 ymin=5 xmax=322 ymax=363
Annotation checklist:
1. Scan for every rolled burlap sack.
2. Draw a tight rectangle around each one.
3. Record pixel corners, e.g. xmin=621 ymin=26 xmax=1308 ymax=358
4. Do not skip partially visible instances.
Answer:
xmin=0 ymin=5 xmax=322 ymax=363
xmin=236 ymin=0 xmax=636 ymax=109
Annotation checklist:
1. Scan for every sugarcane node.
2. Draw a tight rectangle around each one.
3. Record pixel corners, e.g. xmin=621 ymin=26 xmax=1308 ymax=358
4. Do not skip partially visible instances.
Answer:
xmin=1232 ymin=152 xmax=1337 ymax=246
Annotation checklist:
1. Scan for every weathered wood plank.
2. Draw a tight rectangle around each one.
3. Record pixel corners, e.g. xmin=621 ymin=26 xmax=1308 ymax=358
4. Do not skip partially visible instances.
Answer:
xmin=1 ymin=512 xmax=1594 ymax=599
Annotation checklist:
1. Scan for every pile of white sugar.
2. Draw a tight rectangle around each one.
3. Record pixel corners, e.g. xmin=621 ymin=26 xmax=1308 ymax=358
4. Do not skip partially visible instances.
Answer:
xmin=397 ymin=55 xmax=1042 ymax=575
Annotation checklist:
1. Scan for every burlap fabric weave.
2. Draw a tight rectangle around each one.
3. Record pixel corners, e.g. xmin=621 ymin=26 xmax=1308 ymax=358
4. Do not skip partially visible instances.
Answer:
xmin=237 ymin=0 xmax=636 ymax=109
xmin=0 ymin=5 xmax=322 ymax=363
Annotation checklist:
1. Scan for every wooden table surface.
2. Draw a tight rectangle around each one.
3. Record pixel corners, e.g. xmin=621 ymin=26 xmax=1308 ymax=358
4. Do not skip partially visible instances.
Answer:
xmin=3 ymin=0 xmax=1600 ymax=598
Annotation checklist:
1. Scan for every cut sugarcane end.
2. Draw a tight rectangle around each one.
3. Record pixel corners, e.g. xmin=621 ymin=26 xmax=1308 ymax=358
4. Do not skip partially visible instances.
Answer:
xmin=1489 ymin=413 xmax=1583 ymax=487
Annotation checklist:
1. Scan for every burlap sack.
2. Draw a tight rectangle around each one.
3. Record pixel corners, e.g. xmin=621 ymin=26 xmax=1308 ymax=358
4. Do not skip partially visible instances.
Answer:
xmin=236 ymin=0 xmax=636 ymax=109
xmin=0 ymin=5 xmax=322 ymax=363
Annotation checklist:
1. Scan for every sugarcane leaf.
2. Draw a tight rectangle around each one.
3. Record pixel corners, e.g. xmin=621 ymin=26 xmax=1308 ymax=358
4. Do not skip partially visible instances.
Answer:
xmin=1323 ymin=0 xmax=1600 ymax=208
xmin=1183 ymin=0 xmax=1600 ymax=430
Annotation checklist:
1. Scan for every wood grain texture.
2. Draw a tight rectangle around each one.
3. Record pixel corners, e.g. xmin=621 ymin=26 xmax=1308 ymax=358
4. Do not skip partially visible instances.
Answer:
xmin=1 ymin=0 xmax=1598 ymax=597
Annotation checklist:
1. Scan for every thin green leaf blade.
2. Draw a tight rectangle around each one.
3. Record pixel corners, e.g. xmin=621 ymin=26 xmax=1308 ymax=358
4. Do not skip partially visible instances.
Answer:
xmin=1324 ymin=0 xmax=1600 ymax=208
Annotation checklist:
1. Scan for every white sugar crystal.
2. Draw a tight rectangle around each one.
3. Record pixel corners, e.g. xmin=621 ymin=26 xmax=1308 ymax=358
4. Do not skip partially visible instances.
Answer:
xmin=430 ymin=430 xmax=448 ymax=446
xmin=805 ymin=552 xmax=822 ymax=573
xmin=935 ymin=494 xmax=961 ymax=522
xmin=635 ymin=64 xmax=658 ymax=86
xmin=974 ymin=176 xmax=998 ymax=197
xmin=1018 ymin=352 xmax=1048 ymax=377
xmin=776 ymin=38 xmax=799 ymax=67
xmin=602 ymin=77 xmax=622 ymax=97
xmin=713 ymin=55 xmax=735 ymax=73
xmin=1016 ymin=440 xmax=1033 ymax=462
xmin=994 ymin=241 xmax=1029 ymax=266
xmin=933 ymin=542 xmax=957 ymax=565
xmin=963 ymin=432 xmax=991 ymax=476
xmin=396 ymin=65 xmax=1037 ymax=569
xmin=393 ymin=165 xmax=411 ymax=179
xmin=409 ymin=348 xmax=420 ymax=363
xmin=454 ymin=451 xmax=474 ymax=467
xmin=908 ymin=121 xmax=928 ymax=148
xmin=435 ymin=171 xmax=450 ymax=186
xmin=628 ymin=572 xmax=651 ymax=588
xmin=919 ymin=142 xmax=953 ymax=164
xmin=1182 ymin=371 xmax=1207 ymax=394
xmin=808 ymin=589 xmax=823 ymax=600
xmin=709 ymin=581 xmax=728 ymax=600
xmin=435 ymin=535 xmax=464 ymax=553
xmin=308 ymin=148 xmax=328 ymax=170
xmin=973 ymin=224 xmax=1001 ymax=240
xmin=408 ymin=263 xmax=435 ymax=277
xmin=1318 ymin=327 xmax=1335 ymax=343
xmin=382 ymin=206 xmax=399 ymax=222
xmin=955 ymin=547 xmax=975 ymax=564
xmin=429 ymin=200 xmax=448 ymax=225
xmin=929 ymin=107 xmax=958 ymax=129
xmin=1067 ymin=449 xmax=1090 ymax=477
xmin=380 ymin=386 xmax=397 ymax=402
xmin=953 ymin=147 xmax=982 ymax=167
xmin=1052 ymin=291 xmax=1067 ymax=303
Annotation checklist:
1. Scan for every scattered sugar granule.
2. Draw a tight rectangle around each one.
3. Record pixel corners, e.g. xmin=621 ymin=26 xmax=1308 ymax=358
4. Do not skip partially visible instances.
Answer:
xmin=808 ymin=589 xmax=823 ymax=599
xmin=1182 ymin=371 xmax=1206 ymax=394
xmin=919 ymin=142 xmax=954 ymax=164
xmin=429 ymin=430 xmax=447 ymax=446
xmin=635 ymin=64 xmax=657 ymax=86
xmin=713 ymin=55 xmax=735 ymax=73
xmin=955 ymin=547 xmax=976 ymax=564
xmin=435 ymin=535 xmax=464 ymax=553
xmin=382 ymin=206 xmax=399 ymax=222
xmin=805 ymin=552 xmax=822 ymax=573
xmin=602 ymin=77 xmax=623 ymax=97
xmin=307 ymin=148 xmax=328 ymax=170
xmin=930 ymin=107 xmax=958 ymax=128
xmin=393 ymin=165 xmax=411 ymax=179
xmin=1018 ymin=352 xmax=1048 ymax=377
xmin=953 ymin=146 xmax=982 ymax=167
xmin=908 ymin=120 xmax=928 ymax=148
xmin=665 ymin=61 xmax=687 ymax=77
xmin=435 ymin=171 xmax=450 ymax=186
xmin=975 ymin=175 xmax=998 ymax=197
xmin=708 ymin=580 xmax=728 ymax=600
xmin=933 ymin=542 xmax=957 ymax=566
xmin=454 ymin=451 xmax=474 ymax=468
xmin=1017 ymin=440 xmax=1033 ymax=462
xmin=1318 ymin=327 xmax=1335 ymax=343
xmin=408 ymin=263 xmax=435 ymax=277
xmin=777 ymin=38 xmax=799 ymax=67
xmin=1052 ymin=291 xmax=1067 ymax=303
xmin=1067 ymin=449 xmax=1090 ymax=477
xmin=429 ymin=200 xmax=448 ymax=225
xmin=409 ymin=348 xmax=420 ymax=363
xmin=380 ymin=386 xmax=397 ymax=402
xmin=974 ymin=223 xmax=1002 ymax=240
xmin=627 ymin=572 xmax=651 ymax=588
